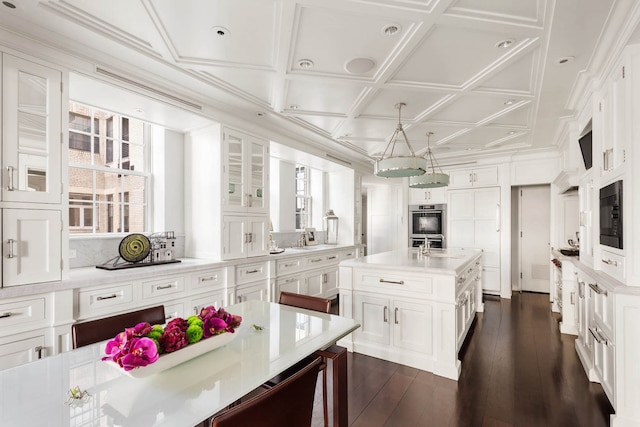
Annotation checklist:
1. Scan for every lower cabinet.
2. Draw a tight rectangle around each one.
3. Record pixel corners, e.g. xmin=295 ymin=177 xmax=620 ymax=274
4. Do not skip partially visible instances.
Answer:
xmin=235 ymin=281 xmax=269 ymax=303
xmin=0 ymin=333 xmax=46 ymax=370
xmin=190 ymin=290 xmax=225 ymax=315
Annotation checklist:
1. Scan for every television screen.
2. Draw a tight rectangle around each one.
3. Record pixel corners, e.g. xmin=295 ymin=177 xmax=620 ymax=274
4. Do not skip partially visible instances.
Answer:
xmin=579 ymin=131 xmax=592 ymax=170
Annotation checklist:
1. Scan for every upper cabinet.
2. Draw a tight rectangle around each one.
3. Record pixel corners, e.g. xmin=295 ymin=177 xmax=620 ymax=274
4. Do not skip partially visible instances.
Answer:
xmin=2 ymin=54 xmax=62 ymax=204
xmin=409 ymin=186 xmax=446 ymax=204
xmin=596 ymin=55 xmax=628 ymax=178
xmin=223 ymin=128 xmax=269 ymax=215
xmin=448 ymin=166 xmax=499 ymax=189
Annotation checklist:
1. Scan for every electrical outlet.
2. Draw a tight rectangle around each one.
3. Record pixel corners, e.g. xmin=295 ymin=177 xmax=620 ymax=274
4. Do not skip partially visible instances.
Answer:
xmin=69 ymin=249 xmax=77 ymax=259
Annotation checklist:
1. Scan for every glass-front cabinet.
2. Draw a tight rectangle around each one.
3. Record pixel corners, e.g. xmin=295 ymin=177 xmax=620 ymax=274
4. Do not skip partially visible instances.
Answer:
xmin=222 ymin=128 xmax=268 ymax=214
xmin=2 ymin=53 xmax=62 ymax=204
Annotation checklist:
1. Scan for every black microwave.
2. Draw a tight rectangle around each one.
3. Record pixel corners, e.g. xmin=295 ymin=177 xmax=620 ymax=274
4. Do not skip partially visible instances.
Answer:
xmin=600 ymin=180 xmax=623 ymax=249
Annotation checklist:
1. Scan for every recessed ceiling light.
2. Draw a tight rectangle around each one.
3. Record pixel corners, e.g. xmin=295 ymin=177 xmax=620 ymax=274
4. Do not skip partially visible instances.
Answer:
xmin=211 ymin=26 xmax=229 ymax=37
xmin=297 ymin=59 xmax=314 ymax=69
xmin=496 ymin=39 xmax=514 ymax=49
xmin=504 ymin=99 xmax=515 ymax=106
xmin=382 ymin=24 xmax=401 ymax=36
xmin=556 ymin=56 xmax=575 ymax=65
xmin=345 ymin=57 xmax=376 ymax=74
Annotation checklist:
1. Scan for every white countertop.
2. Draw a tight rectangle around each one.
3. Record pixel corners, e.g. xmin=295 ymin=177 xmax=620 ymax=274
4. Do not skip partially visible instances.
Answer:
xmin=340 ymin=247 xmax=482 ymax=275
xmin=0 ymin=244 xmax=356 ymax=299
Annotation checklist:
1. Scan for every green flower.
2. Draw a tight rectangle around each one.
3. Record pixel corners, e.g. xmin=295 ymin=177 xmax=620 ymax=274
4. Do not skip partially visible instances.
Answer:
xmin=186 ymin=315 xmax=204 ymax=328
xmin=186 ymin=324 xmax=204 ymax=344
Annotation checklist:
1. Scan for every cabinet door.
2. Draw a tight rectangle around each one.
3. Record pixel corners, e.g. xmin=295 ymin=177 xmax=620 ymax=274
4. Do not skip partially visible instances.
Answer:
xmin=246 ymin=216 xmax=268 ymax=257
xmin=276 ymin=275 xmax=305 ymax=300
xmin=353 ymin=294 xmax=390 ymax=345
xmin=449 ymin=169 xmax=474 ymax=188
xmin=2 ymin=54 xmax=62 ymax=204
xmin=222 ymin=216 xmax=247 ymax=260
xmin=472 ymin=166 xmax=499 ymax=187
xmin=392 ymin=300 xmax=433 ymax=354
xmin=190 ymin=290 xmax=225 ymax=315
xmin=323 ymin=268 xmax=339 ymax=299
xmin=307 ymin=272 xmax=323 ymax=297
xmin=223 ymin=129 xmax=245 ymax=210
xmin=3 ymin=209 xmax=61 ymax=286
xmin=0 ymin=335 xmax=45 ymax=370
xmin=409 ymin=187 xmax=446 ymax=204
xmin=236 ymin=282 xmax=268 ymax=303
xmin=246 ymin=136 xmax=268 ymax=214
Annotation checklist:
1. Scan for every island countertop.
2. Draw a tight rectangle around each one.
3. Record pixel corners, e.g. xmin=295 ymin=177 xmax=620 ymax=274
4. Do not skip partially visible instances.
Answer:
xmin=339 ymin=247 xmax=482 ymax=275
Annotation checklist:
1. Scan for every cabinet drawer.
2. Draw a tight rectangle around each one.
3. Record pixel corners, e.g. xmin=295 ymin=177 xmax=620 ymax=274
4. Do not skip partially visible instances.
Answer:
xmin=235 ymin=261 xmax=269 ymax=285
xmin=191 ymin=268 xmax=225 ymax=291
xmin=276 ymin=257 xmax=306 ymax=275
xmin=142 ymin=276 xmax=185 ymax=300
xmin=354 ymin=269 xmax=433 ymax=296
xmin=0 ymin=298 xmax=47 ymax=332
xmin=600 ymin=249 xmax=624 ymax=281
xmin=589 ymin=281 xmax=614 ymax=335
xmin=339 ymin=249 xmax=356 ymax=260
xmin=306 ymin=254 xmax=332 ymax=268
xmin=77 ymin=283 xmax=135 ymax=318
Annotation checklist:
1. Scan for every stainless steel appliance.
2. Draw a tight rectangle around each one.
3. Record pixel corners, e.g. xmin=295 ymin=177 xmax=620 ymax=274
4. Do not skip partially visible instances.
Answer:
xmin=409 ymin=204 xmax=446 ymax=249
xmin=600 ymin=180 xmax=623 ymax=249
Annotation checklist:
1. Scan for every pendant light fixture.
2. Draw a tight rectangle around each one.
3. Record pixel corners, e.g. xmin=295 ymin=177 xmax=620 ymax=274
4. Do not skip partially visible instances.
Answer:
xmin=374 ymin=103 xmax=427 ymax=178
xmin=409 ymin=132 xmax=450 ymax=188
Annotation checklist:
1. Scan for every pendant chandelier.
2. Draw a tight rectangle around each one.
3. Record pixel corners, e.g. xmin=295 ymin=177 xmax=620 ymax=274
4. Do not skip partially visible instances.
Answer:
xmin=409 ymin=132 xmax=450 ymax=188
xmin=374 ymin=103 xmax=427 ymax=178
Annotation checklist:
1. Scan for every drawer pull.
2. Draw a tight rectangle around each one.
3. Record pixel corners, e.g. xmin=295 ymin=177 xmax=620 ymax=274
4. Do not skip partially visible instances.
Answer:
xmin=379 ymin=279 xmax=404 ymax=285
xmin=6 ymin=165 xmax=15 ymax=191
xmin=246 ymin=269 xmax=259 ymax=274
xmin=200 ymin=276 xmax=217 ymax=282
xmin=310 ymin=258 xmax=323 ymax=263
xmin=0 ymin=312 xmax=12 ymax=319
xmin=156 ymin=284 xmax=173 ymax=290
xmin=602 ymin=258 xmax=619 ymax=267
xmin=283 ymin=263 xmax=297 ymax=268
xmin=6 ymin=238 xmax=16 ymax=259
xmin=588 ymin=283 xmax=608 ymax=296
xmin=589 ymin=327 xmax=610 ymax=345
xmin=394 ymin=307 xmax=399 ymax=324
xmin=97 ymin=294 xmax=118 ymax=301
xmin=328 ymin=256 xmax=337 ymax=260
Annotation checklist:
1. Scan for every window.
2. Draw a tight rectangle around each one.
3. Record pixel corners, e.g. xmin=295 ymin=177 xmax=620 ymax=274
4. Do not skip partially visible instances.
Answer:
xmin=68 ymin=102 xmax=149 ymax=234
xmin=295 ymin=165 xmax=311 ymax=230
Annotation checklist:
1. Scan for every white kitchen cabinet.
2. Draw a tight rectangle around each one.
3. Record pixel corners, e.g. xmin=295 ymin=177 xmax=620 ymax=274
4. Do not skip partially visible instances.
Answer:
xmin=189 ymin=290 xmax=226 ymax=315
xmin=448 ymin=187 xmax=501 ymax=293
xmin=2 ymin=208 xmax=62 ymax=286
xmin=597 ymin=56 xmax=628 ymax=177
xmin=222 ymin=215 xmax=268 ymax=260
xmin=275 ymin=275 xmax=306 ymax=300
xmin=223 ymin=128 xmax=269 ymax=215
xmin=0 ymin=333 xmax=46 ymax=370
xmin=448 ymin=166 xmax=499 ymax=189
xmin=578 ymin=173 xmax=595 ymax=266
xmin=591 ymin=323 xmax=615 ymax=403
xmin=409 ymin=186 xmax=446 ymax=204
xmin=354 ymin=294 xmax=433 ymax=354
xmin=306 ymin=267 xmax=338 ymax=299
xmin=235 ymin=281 xmax=269 ymax=303
xmin=2 ymin=53 xmax=62 ymax=205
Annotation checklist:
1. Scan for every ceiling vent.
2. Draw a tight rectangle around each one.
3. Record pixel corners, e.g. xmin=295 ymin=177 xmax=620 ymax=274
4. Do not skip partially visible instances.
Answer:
xmin=95 ymin=67 xmax=203 ymax=111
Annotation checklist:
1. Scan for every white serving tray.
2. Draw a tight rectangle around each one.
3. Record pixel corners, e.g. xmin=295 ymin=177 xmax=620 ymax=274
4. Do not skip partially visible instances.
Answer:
xmin=106 ymin=331 xmax=236 ymax=378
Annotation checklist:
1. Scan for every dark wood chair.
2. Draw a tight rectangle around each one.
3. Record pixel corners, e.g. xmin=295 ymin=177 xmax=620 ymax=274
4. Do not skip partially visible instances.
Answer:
xmin=210 ymin=356 xmax=321 ymax=427
xmin=276 ymin=292 xmax=332 ymax=426
xmin=71 ymin=305 xmax=166 ymax=349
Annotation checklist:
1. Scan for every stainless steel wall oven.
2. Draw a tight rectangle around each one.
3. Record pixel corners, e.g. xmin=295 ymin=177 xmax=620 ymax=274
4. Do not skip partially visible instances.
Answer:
xmin=409 ymin=204 xmax=446 ymax=249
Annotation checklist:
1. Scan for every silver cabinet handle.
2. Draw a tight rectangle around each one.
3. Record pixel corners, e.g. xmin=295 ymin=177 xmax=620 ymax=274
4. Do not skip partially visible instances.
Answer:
xmin=97 ymin=294 xmax=117 ymax=301
xmin=379 ymin=279 xmax=404 ymax=285
xmin=6 ymin=239 xmax=15 ymax=258
xmin=496 ymin=204 xmax=501 ymax=232
xmin=570 ymin=292 xmax=575 ymax=305
xmin=588 ymin=282 xmax=608 ymax=296
xmin=578 ymin=281 xmax=585 ymax=298
xmin=328 ymin=256 xmax=337 ymax=260
xmin=5 ymin=166 xmax=14 ymax=191
xmin=0 ymin=312 xmax=12 ymax=319
xmin=35 ymin=346 xmax=45 ymax=359
xmin=469 ymin=172 xmax=473 ymax=183
xmin=246 ymin=269 xmax=259 ymax=274
xmin=602 ymin=258 xmax=618 ymax=267
xmin=383 ymin=306 xmax=388 ymax=323
xmin=246 ymin=193 xmax=253 ymax=207
xmin=193 ymin=306 xmax=199 ymax=314
xmin=156 ymin=284 xmax=173 ymax=290
xmin=394 ymin=307 xmax=399 ymax=324
xmin=310 ymin=258 xmax=322 ymax=263
xmin=200 ymin=276 xmax=217 ymax=282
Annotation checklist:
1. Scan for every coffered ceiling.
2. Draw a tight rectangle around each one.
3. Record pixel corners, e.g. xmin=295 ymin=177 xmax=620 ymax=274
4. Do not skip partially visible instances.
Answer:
xmin=0 ymin=0 xmax=628 ymax=167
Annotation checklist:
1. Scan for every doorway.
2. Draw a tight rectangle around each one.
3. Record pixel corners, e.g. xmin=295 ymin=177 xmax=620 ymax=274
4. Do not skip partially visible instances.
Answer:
xmin=512 ymin=185 xmax=551 ymax=293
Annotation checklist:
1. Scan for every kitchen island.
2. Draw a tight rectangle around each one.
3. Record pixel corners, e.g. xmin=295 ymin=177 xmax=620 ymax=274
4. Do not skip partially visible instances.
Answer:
xmin=338 ymin=247 xmax=483 ymax=380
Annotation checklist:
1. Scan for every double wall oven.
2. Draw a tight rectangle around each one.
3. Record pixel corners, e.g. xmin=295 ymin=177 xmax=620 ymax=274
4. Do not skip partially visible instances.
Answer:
xmin=409 ymin=204 xmax=446 ymax=249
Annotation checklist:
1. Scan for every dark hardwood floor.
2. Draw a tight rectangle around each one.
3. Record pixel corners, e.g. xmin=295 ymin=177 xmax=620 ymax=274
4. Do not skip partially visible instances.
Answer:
xmin=313 ymin=292 xmax=613 ymax=427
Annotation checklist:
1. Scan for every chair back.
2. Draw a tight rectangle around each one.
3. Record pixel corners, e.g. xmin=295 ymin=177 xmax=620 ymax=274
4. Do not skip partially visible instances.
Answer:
xmin=72 ymin=305 xmax=166 ymax=349
xmin=279 ymin=292 xmax=331 ymax=313
xmin=210 ymin=356 xmax=321 ymax=427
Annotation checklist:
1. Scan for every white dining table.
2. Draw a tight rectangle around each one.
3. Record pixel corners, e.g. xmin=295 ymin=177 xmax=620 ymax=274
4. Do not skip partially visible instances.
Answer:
xmin=0 ymin=300 xmax=360 ymax=427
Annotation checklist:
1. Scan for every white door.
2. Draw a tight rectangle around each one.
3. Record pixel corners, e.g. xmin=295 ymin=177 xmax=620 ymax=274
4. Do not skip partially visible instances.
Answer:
xmin=246 ymin=216 xmax=268 ymax=257
xmin=354 ymin=294 xmax=390 ymax=345
xmin=519 ymin=185 xmax=551 ymax=293
xmin=222 ymin=216 xmax=247 ymax=260
xmin=3 ymin=208 xmax=61 ymax=286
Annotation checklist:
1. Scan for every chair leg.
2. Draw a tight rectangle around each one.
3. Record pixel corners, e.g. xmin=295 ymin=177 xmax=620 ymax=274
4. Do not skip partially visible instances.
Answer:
xmin=322 ymin=367 xmax=328 ymax=427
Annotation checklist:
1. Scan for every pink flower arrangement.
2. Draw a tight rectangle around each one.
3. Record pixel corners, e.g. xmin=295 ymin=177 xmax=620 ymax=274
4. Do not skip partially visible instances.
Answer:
xmin=102 ymin=306 xmax=242 ymax=371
